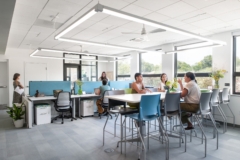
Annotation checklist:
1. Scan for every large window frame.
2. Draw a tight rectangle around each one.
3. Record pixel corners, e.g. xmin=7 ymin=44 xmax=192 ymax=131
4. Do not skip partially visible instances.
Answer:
xmin=116 ymin=58 xmax=131 ymax=81
xmin=63 ymin=53 xmax=98 ymax=81
xmin=233 ymin=36 xmax=240 ymax=94
xmin=174 ymin=44 xmax=212 ymax=89
xmin=139 ymin=53 xmax=162 ymax=87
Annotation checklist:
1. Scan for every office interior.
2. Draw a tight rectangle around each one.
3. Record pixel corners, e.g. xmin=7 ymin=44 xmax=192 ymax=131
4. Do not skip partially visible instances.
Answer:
xmin=1 ymin=0 xmax=240 ymax=160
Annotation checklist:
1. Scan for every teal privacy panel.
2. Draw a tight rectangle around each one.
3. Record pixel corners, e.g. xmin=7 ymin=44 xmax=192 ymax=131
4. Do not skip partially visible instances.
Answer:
xmin=29 ymin=81 xmax=71 ymax=96
xmin=109 ymin=80 xmax=133 ymax=90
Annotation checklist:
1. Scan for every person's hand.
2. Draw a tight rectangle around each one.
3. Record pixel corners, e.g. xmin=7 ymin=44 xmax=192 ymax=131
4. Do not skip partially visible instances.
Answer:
xmin=177 ymin=78 xmax=182 ymax=84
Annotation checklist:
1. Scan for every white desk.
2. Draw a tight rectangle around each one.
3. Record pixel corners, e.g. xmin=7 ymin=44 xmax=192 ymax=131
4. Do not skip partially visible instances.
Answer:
xmin=105 ymin=92 xmax=165 ymax=103
xmin=27 ymin=94 xmax=100 ymax=128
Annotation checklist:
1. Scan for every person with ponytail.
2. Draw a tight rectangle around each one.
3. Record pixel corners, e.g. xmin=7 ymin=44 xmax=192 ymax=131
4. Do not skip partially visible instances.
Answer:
xmin=158 ymin=73 xmax=168 ymax=92
xmin=178 ymin=72 xmax=200 ymax=130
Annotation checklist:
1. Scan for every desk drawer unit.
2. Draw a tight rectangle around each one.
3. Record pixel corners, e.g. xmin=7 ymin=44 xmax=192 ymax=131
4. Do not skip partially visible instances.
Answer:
xmin=35 ymin=104 xmax=51 ymax=125
xmin=80 ymin=100 xmax=94 ymax=117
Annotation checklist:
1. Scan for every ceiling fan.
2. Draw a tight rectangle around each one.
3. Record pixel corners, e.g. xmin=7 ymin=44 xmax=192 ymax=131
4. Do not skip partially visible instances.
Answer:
xmin=121 ymin=24 xmax=166 ymax=42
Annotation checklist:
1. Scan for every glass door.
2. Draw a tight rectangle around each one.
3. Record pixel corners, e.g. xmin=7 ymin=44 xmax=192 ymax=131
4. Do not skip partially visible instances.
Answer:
xmin=64 ymin=65 xmax=80 ymax=89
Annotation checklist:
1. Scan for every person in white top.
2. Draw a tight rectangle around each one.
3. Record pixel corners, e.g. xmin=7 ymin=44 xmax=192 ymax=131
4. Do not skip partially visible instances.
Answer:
xmin=98 ymin=71 xmax=109 ymax=81
xmin=158 ymin=73 xmax=168 ymax=92
xmin=178 ymin=72 xmax=201 ymax=130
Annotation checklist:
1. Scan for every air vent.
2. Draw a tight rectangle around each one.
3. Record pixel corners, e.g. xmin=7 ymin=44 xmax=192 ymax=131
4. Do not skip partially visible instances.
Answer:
xmin=34 ymin=19 xmax=63 ymax=29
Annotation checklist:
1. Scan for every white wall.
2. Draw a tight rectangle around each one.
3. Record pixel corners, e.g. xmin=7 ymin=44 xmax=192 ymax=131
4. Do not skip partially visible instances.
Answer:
xmin=0 ymin=48 xmax=63 ymax=106
xmin=212 ymin=32 xmax=233 ymax=90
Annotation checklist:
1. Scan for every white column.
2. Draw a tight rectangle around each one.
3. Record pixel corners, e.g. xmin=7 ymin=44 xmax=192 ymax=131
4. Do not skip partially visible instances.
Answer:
xmin=161 ymin=44 xmax=175 ymax=80
xmin=130 ymin=52 xmax=139 ymax=80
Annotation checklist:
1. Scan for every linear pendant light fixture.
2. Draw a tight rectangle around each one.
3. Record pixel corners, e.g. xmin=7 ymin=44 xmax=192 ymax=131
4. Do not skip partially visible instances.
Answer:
xmin=29 ymin=48 xmax=131 ymax=62
xmin=55 ymin=3 xmax=226 ymax=48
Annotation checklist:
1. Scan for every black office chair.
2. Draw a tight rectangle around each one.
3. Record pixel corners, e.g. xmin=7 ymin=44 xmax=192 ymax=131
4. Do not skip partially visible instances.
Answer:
xmin=51 ymin=91 xmax=73 ymax=124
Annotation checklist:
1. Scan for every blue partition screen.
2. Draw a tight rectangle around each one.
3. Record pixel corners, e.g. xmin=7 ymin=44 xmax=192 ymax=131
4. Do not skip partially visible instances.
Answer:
xmin=109 ymin=80 xmax=133 ymax=90
xmin=29 ymin=81 xmax=71 ymax=96
xmin=74 ymin=81 xmax=102 ymax=94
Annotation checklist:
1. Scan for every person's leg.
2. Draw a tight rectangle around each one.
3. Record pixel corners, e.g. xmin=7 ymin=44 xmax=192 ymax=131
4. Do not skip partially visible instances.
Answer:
xmin=180 ymin=103 xmax=199 ymax=128
xmin=96 ymin=99 xmax=104 ymax=114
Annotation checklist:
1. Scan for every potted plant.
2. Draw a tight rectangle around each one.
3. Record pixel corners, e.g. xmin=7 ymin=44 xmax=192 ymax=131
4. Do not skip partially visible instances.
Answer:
xmin=76 ymin=79 xmax=83 ymax=95
xmin=6 ymin=103 xmax=25 ymax=128
xmin=165 ymin=78 xmax=178 ymax=92
xmin=210 ymin=69 xmax=227 ymax=89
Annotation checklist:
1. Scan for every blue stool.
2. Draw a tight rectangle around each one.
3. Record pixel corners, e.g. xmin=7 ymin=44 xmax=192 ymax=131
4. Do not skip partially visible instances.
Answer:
xmin=128 ymin=94 xmax=169 ymax=160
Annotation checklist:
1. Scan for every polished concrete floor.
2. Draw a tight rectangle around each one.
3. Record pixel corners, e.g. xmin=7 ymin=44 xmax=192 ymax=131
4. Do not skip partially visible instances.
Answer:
xmin=0 ymin=109 xmax=240 ymax=160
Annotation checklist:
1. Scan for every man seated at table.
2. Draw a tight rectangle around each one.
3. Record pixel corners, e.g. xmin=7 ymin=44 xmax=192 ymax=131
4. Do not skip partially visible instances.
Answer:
xmin=96 ymin=78 xmax=110 ymax=114
xmin=128 ymin=73 xmax=152 ymax=108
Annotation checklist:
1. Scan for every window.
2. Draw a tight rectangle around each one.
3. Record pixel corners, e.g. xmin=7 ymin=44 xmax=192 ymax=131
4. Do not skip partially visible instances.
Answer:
xmin=175 ymin=43 xmax=213 ymax=89
xmin=116 ymin=58 xmax=131 ymax=81
xmin=63 ymin=54 xmax=98 ymax=89
xmin=140 ymin=52 xmax=162 ymax=87
xmin=233 ymin=36 xmax=240 ymax=93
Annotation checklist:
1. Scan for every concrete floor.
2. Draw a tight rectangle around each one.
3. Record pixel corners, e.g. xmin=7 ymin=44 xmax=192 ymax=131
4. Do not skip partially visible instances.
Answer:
xmin=0 ymin=109 xmax=239 ymax=160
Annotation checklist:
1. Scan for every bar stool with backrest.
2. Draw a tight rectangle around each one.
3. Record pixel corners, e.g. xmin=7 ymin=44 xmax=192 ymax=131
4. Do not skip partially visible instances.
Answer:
xmin=51 ymin=91 xmax=73 ymax=124
xmin=127 ymin=94 xmax=169 ymax=160
xmin=221 ymin=88 xmax=235 ymax=127
xmin=103 ymin=90 xmax=137 ymax=146
xmin=162 ymin=92 xmax=186 ymax=152
xmin=191 ymin=92 xmax=218 ymax=157
xmin=210 ymin=89 xmax=227 ymax=133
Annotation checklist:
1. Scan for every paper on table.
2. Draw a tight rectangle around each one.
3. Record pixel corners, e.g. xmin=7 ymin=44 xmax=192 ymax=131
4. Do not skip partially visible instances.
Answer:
xmin=14 ymin=86 xmax=24 ymax=95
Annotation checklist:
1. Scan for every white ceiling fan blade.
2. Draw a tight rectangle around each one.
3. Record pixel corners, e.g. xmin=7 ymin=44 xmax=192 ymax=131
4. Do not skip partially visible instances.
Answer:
xmin=148 ymin=28 xmax=166 ymax=34
xmin=121 ymin=32 xmax=141 ymax=35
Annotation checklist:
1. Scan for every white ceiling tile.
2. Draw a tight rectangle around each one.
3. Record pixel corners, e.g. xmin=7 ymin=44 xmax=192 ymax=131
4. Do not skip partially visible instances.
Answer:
xmin=133 ymin=0 xmax=180 ymax=11
xmin=100 ymin=16 xmax=130 ymax=26
xmin=228 ymin=19 xmax=240 ymax=26
xmin=16 ymin=0 xmax=48 ymax=8
xmin=122 ymin=0 xmax=136 ymax=3
xmin=38 ymin=9 xmax=72 ymax=24
xmin=72 ymin=28 xmax=101 ymax=40
xmin=44 ymin=0 xmax=83 ymax=15
xmin=39 ymin=39 xmax=62 ymax=48
xmin=64 ymin=20 xmax=97 ymax=38
xmin=107 ymin=36 xmax=133 ymax=44
xmin=144 ymin=12 xmax=170 ymax=23
xmin=157 ymin=1 xmax=196 ymax=18
xmin=87 ymin=12 xmax=109 ymax=22
xmin=121 ymin=22 xmax=157 ymax=31
xmin=162 ymin=19 xmax=186 ymax=27
xmin=177 ymin=24 xmax=199 ymax=32
xmin=10 ymin=23 xmax=32 ymax=32
xmin=191 ymin=17 xmax=222 ymax=28
xmin=30 ymin=26 xmax=55 ymax=35
xmin=201 ymin=0 xmax=240 ymax=16
xmin=88 ymin=22 xmax=113 ymax=31
xmin=100 ymin=0 xmax=129 ymax=10
xmin=121 ymin=4 xmax=152 ymax=17
xmin=182 ymin=0 xmax=225 ymax=9
xmin=175 ymin=10 xmax=212 ymax=23
xmin=203 ymin=22 xmax=232 ymax=31
xmin=13 ymin=3 xmax=42 ymax=19
xmin=63 ymin=0 xmax=93 ymax=6
xmin=216 ymin=9 xmax=240 ymax=22
xmin=12 ymin=15 xmax=37 ymax=25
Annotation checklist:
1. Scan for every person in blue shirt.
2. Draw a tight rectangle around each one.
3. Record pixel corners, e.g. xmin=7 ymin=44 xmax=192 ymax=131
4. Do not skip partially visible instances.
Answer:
xmin=96 ymin=78 xmax=110 ymax=114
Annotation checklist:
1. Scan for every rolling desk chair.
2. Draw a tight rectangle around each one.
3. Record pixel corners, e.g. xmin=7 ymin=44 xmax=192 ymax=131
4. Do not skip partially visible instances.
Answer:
xmin=51 ymin=91 xmax=73 ymax=124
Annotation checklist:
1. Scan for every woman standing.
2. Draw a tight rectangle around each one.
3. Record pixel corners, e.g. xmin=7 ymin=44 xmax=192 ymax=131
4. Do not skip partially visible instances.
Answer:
xmin=178 ymin=72 xmax=201 ymax=130
xmin=98 ymin=71 xmax=108 ymax=81
xmin=158 ymin=73 xmax=168 ymax=92
xmin=13 ymin=73 xmax=25 ymax=103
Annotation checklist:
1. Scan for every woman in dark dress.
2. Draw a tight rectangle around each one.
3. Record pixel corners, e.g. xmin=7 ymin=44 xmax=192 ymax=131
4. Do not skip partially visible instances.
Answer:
xmin=13 ymin=73 xmax=25 ymax=103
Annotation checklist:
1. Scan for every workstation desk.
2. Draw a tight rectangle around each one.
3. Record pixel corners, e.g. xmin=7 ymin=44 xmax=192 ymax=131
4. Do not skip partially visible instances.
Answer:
xmin=26 ymin=94 xmax=100 ymax=128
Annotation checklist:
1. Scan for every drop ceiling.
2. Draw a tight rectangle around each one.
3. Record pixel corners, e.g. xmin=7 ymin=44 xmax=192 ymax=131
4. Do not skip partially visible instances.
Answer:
xmin=5 ymin=0 xmax=240 ymax=55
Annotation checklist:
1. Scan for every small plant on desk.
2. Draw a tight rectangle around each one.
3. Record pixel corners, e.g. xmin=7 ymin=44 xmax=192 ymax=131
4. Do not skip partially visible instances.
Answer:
xmin=76 ymin=79 xmax=84 ymax=95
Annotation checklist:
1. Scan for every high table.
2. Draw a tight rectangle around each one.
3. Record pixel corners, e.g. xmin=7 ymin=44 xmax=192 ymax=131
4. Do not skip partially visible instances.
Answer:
xmin=105 ymin=92 xmax=165 ymax=155
xmin=27 ymin=94 xmax=100 ymax=128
